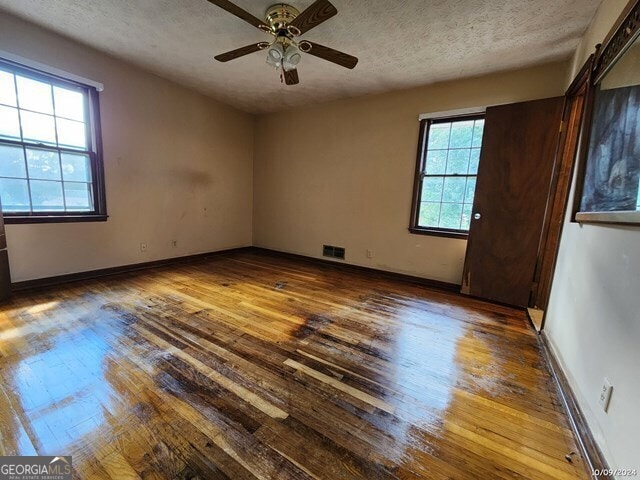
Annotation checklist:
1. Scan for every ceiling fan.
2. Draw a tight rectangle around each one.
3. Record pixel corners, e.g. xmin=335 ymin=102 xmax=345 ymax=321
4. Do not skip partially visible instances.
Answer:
xmin=208 ymin=0 xmax=358 ymax=85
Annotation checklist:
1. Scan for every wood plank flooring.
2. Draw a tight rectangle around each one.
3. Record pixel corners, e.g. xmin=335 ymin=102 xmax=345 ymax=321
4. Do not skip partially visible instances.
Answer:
xmin=0 ymin=251 xmax=589 ymax=479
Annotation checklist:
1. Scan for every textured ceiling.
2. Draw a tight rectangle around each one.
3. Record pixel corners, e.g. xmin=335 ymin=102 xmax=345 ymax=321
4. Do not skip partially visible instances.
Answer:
xmin=0 ymin=0 xmax=601 ymax=113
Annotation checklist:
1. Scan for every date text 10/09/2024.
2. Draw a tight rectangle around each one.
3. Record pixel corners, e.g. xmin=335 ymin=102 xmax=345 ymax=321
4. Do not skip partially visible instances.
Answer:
xmin=592 ymin=469 xmax=637 ymax=477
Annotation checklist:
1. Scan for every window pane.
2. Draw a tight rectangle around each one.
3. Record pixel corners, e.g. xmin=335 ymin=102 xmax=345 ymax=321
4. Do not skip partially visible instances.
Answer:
xmin=464 ymin=177 xmax=477 ymax=204
xmin=446 ymin=149 xmax=470 ymax=174
xmin=30 ymin=180 xmax=64 ymax=211
xmin=414 ymin=116 xmax=483 ymax=233
xmin=53 ymin=86 xmax=84 ymax=121
xmin=439 ymin=203 xmax=463 ymax=229
xmin=56 ymin=118 xmax=86 ymax=149
xmin=21 ymin=110 xmax=57 ymax=145
xmin=421 ymin=176 xmax=443 ymax=202
xmin=61 ymin=153 xmax=91 ymax=182
xmin=427 ymin=123 xmax=450 ymax=150
xmin=442 ymin=177 xmax=466 ymax=203
xmin=0 ymin=144 xmax=27 ymax=178
xmin=425 ymin=149 xmax=447 ymax=174
xmin=472 ymin=120 xmax=485 ymax=148
xmin=0 ymin=178 xmax=30 ymax=212
xmin=16 ymin=76 xmax=53 ymax=114
xmin=0 ymin=70 xmax=17 ymax=107
xmin=461 ymin=204 xmax=473 ymax=230
xmin=64 ymin=182 xmax=92 ymax=211
xmin=449 ymin=120 xmax=474 ymax=148
xmin=469 ymin=148 xmax=481 ymax=174
xmin=418 ymin=202 xmax=441 ymax=227
xmin=26 ymin=148 xmax=61 ymax=181
xmin=0 ymin=105 xmax=21 ymax=141
xmin=0 ymin=62 xmax=101 ymax=219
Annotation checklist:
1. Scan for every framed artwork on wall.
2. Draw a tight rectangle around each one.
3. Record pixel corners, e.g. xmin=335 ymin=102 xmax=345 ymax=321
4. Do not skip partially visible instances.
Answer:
xmin=575 ymin=0 xmax=640 ymax=225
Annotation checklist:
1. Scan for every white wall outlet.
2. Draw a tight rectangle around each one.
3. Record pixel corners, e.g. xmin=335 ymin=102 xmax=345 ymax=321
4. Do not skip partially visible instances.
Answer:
xmin=140 ymin=242 xmax=147 ymax=252
xmin=598 ymin=378 xmax=613 ymax=412
xmin=171 ymin=240 xmax=178 ymax=248
xmin=366 ymin=249 xmax=373 ymax=258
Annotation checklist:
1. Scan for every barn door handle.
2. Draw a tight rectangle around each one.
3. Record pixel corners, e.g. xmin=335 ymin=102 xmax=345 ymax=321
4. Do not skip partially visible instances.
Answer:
xmin=473 ymin=213 xmax=481 ymax=220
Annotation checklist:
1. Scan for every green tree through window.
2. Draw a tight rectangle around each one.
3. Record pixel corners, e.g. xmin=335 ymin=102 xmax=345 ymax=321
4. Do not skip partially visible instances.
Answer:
xmin=410 ymin=115 xmax=484 ymax=235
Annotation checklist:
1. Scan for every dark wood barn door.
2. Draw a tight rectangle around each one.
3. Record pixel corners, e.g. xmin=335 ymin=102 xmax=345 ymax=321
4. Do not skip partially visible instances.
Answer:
xmin=461 ymin=97 xmax=564 ymax=307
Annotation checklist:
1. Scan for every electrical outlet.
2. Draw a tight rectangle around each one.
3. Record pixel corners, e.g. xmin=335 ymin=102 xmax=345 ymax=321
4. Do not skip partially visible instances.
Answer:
xmin=366 ymin=249 xmax=373 ymax=259
xmin=598 ymin=378 xmax=613 ymax=412
xmin=140 ymin=242 xmax=147 ymax=252
xmin=171 ymin=240 xmax=178 ymax=248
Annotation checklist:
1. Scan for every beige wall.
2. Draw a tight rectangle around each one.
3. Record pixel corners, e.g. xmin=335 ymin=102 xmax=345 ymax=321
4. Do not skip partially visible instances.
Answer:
xmin=545 ymin=0 xmax=640 ymax=472
xmin=0 ymin=13 xmax=254 ymax=282
xmin=253 ymin=63 xmax=568 ymax=284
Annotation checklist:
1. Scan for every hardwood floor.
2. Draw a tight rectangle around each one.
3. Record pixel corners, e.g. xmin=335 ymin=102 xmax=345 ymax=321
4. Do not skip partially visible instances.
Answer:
xmin=0 ymin=251 xmax=589 ymax=479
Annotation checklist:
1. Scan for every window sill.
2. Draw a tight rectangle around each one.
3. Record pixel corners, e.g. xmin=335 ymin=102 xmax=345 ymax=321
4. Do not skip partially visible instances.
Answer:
xmin=4 ymin=214 xmax=108 ymax=225
xmin=408 ymin=227 xmax=469 ymax=239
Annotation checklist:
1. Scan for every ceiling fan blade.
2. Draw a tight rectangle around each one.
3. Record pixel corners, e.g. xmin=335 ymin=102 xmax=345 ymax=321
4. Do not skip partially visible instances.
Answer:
xmin=303 ymin=42 xmax=358 ymax=69
xmin=206 ymin=0 xmax=267 ymax=30
xmin=284 ymin=69 xmax=300 ymax=85
xmin=214 ymin=43 xmax=263 ymax=62
xmin=289 ymin=0 xmax=337 ymax=35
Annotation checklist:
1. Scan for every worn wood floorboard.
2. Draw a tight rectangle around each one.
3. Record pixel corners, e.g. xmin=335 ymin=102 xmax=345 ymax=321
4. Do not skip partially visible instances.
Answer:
xmin=0 ymin=251 xmax=589 ymax=479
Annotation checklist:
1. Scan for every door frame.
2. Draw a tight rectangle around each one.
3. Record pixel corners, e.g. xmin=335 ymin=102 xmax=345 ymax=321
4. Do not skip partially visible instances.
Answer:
xmin=530 ymin=55 xmax=595 ymax=316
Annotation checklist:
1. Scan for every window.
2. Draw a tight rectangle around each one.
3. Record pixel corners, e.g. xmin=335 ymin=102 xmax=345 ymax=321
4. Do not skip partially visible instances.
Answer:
xmin=409 ymin=114 xmax=484 ymax=237
xmin=0 ymin=58 xmax=106 ymax=223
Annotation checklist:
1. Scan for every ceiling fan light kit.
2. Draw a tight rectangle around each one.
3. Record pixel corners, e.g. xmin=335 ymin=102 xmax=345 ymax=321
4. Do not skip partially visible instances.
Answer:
xmin=283 ymin=45 xmax=302 ymax=69
xmin=209 ymin=0 xmax=358 ymax=85
xmin=267 ymin=42 xmax=284 ymax=63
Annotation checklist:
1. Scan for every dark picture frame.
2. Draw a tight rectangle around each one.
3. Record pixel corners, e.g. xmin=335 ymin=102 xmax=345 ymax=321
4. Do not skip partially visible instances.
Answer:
xmin=575 ymin=0 xmax=640 ymax=225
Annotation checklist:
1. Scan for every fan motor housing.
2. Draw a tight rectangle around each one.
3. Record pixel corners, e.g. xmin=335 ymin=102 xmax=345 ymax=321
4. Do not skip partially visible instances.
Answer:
xmin=265 ymin=4 xmax=300 ymax=32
